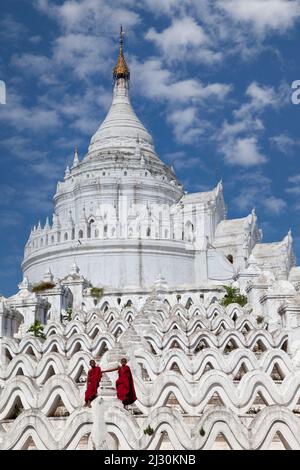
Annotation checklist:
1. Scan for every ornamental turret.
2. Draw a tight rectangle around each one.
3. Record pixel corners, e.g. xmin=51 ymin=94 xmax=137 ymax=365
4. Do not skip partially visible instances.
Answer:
xmin=72 ymin=145 xmax=80 ymax=168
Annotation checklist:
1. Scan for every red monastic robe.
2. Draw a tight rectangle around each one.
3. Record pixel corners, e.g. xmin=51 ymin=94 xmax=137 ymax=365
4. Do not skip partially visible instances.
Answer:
xmin=85 ymin=366 xmax=102 ymax=403
xmin=116 ymin=365 xmax=137 ymax=405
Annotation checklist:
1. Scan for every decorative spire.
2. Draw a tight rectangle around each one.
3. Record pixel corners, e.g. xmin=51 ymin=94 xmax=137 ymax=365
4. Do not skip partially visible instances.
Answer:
xmin=113 ymin=26 xmax=130 ymax=81
xmin=70 ymin=261 xmax=80 ymax=275
xmin=72 ymin=145 xmax=79 ymax=167
xmin=43 ymin=268 xmax=54 ymax=283
xmin=18 ymin=275 xmax=31 ymax=291
xmin=65 ymin=165 xmax=70 ymax=178
xmin=287 ymin=229 xmax=293 ymax=244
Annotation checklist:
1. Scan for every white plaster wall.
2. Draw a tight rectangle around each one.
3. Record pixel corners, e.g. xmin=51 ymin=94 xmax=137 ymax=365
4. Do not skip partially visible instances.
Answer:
xmin=23 ymin=240 xmax=195 ymax=289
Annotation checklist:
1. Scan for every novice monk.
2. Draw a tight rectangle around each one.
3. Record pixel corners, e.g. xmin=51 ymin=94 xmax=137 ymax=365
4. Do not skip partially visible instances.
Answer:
xmin=116 ymin=358 xmax=137 ymax=409
xmin=84 ymin=360 xmax=102 ymax=408
xmin=84 ymin=359 xmax=116 ymax=407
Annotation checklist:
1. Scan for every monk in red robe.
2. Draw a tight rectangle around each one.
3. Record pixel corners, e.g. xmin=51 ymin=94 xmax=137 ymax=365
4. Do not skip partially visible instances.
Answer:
xmin=84 ymin=360 xmax=102 ymax=407
xmin=84 ymin=359 xmax=117 ymax=407
xmin=116 ymin=358 xmax=137 ymax=409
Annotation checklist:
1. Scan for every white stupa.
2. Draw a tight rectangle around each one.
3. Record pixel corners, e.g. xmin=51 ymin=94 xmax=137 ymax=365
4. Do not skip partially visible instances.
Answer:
xmin=1 ymin=29 xmax=300 ymax=450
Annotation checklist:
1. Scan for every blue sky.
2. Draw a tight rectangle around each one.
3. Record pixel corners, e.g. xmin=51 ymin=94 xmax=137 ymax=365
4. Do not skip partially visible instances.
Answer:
xmin=0 ymin=0 xmax=300 ymax=296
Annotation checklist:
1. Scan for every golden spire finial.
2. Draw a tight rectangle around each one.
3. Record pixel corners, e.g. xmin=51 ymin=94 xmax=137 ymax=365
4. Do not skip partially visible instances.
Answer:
xmin=113 ymin=25 xmax=130 ymax=80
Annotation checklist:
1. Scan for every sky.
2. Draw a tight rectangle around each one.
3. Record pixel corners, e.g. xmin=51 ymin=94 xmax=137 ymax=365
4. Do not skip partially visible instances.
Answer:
xmin=0 ymin=0 xmax=300 ymax=296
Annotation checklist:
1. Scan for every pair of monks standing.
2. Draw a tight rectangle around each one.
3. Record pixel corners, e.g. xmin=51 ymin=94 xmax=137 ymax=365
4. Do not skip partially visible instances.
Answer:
xmin=84 ymin=357 xmax=137 ymax=409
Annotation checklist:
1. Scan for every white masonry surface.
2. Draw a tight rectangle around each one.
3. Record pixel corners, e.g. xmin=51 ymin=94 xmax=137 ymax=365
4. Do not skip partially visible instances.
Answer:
xmin=1 ymin=40 xmax=300 ymax=450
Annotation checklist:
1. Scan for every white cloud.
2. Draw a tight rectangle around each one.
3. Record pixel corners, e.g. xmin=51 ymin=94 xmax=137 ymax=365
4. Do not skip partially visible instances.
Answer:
xmin=30 ymin=160 xmax=62 ymax=177
xmin=286 ymin=186 xmax=300 ymax=195
xmin=0 ymin=136 xmax=45 ymax=161
xmin=263 ymin=195 xmax=287 ymax=214
xmin=11 ymin=53 xmax=57 ymax=85
xmin=220 ymin=117 xmax=264 ymax=140
xmin=0 ymin=92 xmax=61 ymax=132
xmin=246 ymin=81 xmax=278 ymax=104
xmin=131 ymin=58 xmax=231 ymax=143
xmin=174 ymin=157 xmax=203 ymax=170
xmin=141 ymin=0 xmax=300 ymax=61
xmin=233 ymin=185 xmax=260 ymax=212
xmin=167 ymin=107 xmax=204 ymax=144
xmin=230 ymin=170 xmax=287 ymax=217
xmin=33 ymin=0 xmax=300 ymax=88
xmin=29 ymin=35 xmax=42 ymax=44
xmin=36 ymin=0 xmax=140 ymax=34
xmin=52 ymin=33 xmax=112 ymax=79
xmin=221 ymin=82 xmax=283 ymax=141
xmin=146 ymin=17 xmax=222 ymax=64
xmin=142 ymin=0 xmax=180 ymax=14
xmin=217 ymin=81 xmax=289 ymax=167
xmin=286 ymin=174 xmax=300 ymax=197
xmin=146 ymin=17 xmax=207 ymax=51
xmin=285 ymin=174 xmax=300 ymax=208
xmin=234 ymin=82 xmax=285 ymax=119
xmin=163 ymin=150 xmax=209 ymax=173
xmin=218 ymin=0 xmax=300 ymax=35
xmin=39 ymin=86 xmax=111 ymax=136
xmin=288 ymin=174 xmax=300 ymax=184
xmin=163 ymin=151 xmax=186 ymax=162
xmin=0 ymin=14 xmax=27 ymax=41
xmin=270 ymin=133 xmax=300 ymax=154
xmin=222 ymin=136 xmax=268 ymax=166
xmin=132 ymin=58 xmax=231 ymax=103
xmin=31 ymin=0 xmax=141 ymax=83
xmin=0 ymin=135 xmax=64 ymax=182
